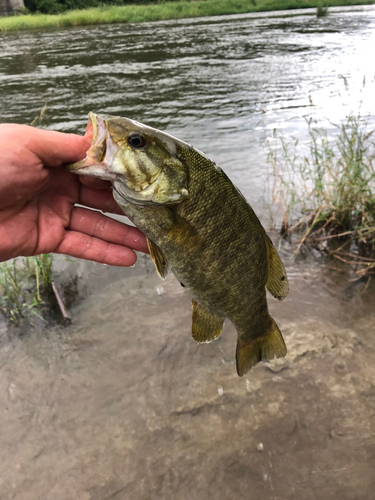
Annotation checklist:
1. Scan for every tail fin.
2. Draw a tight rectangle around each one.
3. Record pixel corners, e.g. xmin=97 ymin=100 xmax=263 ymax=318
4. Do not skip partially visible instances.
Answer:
xmin=236 ymin=317 xmax=287 ymax=377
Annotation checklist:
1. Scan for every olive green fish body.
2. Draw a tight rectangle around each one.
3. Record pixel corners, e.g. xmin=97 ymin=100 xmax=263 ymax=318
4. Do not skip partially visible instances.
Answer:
xmin=114 ymin=150 xmax=267 ymax=326
xmin=68 ymin=113 xmax=289 ymax=376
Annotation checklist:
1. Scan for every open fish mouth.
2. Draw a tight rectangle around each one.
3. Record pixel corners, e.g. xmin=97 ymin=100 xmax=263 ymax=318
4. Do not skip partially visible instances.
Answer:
xmin=66 ymin=112 xmax=116 ymax=181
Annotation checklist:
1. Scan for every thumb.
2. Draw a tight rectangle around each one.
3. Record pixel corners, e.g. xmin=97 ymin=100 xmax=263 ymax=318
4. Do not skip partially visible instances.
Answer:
xmin=1 ymin=124 xmax=91 ymax=167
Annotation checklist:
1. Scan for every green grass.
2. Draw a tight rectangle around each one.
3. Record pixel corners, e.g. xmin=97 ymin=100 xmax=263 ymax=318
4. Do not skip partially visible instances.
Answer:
xmin=1 ymin=0 xmax=375 ymax=31
xmin=268 ymin=112 xmax=375 ymax=278
xmin=316 ymin=1 xmax=329 ymax=15
xmin=0 ymin=255 xmax=53 ymax=324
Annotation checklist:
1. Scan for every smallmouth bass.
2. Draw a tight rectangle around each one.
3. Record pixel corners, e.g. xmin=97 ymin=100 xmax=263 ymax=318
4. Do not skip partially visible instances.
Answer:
xmin=68 ymin=112 xmax=289 ymax=376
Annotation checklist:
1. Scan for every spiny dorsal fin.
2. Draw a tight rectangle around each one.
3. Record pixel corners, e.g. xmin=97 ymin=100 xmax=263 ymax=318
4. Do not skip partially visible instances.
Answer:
xmin=146 ymin=237 xmax=169 ymax=280
xmin=236 ymin=316 xmax=287 ymax=376
xmin=264 ymin=234 xmax=289 ymax=301
xmin=191 ymin=300 xmax=224 ymax=343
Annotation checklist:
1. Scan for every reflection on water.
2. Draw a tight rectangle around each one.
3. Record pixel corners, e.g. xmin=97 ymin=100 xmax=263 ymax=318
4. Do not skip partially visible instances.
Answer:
xmin=1 ymin=6 xmax=375 ymax=500
xmin=1 ymin=6 xmax=375 ymax=218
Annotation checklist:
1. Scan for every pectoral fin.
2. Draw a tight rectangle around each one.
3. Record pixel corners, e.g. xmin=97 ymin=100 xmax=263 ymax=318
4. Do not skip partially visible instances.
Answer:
xmin=146 ymin=237 xmax=170 ymax=279
xmin=264 ymin=234 xmax=289 ymax=300
xmin=191 ymin=300 xmax=224 ymax=343
xmin=236 ymin=316 xmax=287 ymax=376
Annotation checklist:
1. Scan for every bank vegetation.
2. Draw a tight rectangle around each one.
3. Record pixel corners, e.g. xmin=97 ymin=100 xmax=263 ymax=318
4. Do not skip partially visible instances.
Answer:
xmin=1 ymin=0 xmax=375 ymax=31
xmin=269 ymin=112 xmax=375 ymax=280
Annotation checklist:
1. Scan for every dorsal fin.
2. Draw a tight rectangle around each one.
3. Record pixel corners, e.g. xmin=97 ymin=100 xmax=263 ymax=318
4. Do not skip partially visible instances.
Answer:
xmin=264 ymin=234 xmax=289 ymax=301
xmin=146 ymin=237 xmax=170 ymax=280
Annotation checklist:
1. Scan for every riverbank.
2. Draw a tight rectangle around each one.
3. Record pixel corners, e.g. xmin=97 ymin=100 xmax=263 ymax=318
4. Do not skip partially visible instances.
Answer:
xmin=1 ymin=251 xmax=375 ymax=499
xmin=1 ymin=0 xmax=374 ymax=32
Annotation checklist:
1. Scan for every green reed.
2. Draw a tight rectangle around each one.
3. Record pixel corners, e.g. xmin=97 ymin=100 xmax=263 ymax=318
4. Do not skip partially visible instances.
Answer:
xmin=316 ymin=1 xmax=328 ymax=16
xmin=0 ymin=255 xmax=53 ymax=324
xmin=268 ymin=113 xmax=375 ymax=277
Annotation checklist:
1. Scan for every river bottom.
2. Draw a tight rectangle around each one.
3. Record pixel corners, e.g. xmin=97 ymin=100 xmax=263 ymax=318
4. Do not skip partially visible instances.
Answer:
xmin=0 ymin=250 xmax=374 ymax=499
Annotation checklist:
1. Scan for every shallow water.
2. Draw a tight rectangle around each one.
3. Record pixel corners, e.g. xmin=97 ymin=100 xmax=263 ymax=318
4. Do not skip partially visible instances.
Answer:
xmin=1 ymin=6 xmax=375 ymax=500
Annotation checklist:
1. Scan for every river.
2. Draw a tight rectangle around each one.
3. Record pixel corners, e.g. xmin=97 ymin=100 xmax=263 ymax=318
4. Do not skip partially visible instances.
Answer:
xmin=1 ymin=5 xmax=375 ymax=216
xmin=1 ymin=6 xmax=375 ymax=500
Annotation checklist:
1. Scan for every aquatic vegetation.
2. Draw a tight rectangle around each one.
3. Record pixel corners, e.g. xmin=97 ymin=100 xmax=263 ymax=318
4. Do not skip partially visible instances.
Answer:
xmin=316 ymin=1 xmax=328 ymax=16
xmin=1 ymin=0 xmax=375 ymax=32
xmin=30 ymin=103 xmax=48 ymax=127
xmin=0 ymin=255 xmax=53 ymax=324
xmin=26 ymin=254 xmax=53 ymax=296
xmin=269 ymin=113 xmax=375 ymax=278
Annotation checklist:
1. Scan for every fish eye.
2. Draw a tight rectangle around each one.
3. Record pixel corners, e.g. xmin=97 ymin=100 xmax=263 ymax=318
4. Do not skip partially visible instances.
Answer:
xmin=128 ymin=133 xmax=146 ymax=149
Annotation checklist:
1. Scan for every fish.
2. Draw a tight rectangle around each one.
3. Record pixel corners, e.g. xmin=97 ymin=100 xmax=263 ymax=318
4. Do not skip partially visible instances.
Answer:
xmin=68 ymin=112 xmax=289 ymax=376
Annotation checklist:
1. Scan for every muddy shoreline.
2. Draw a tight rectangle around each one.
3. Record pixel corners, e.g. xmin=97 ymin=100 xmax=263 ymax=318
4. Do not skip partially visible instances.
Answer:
xmin=1 ymin=248 xmax=374 ymax=499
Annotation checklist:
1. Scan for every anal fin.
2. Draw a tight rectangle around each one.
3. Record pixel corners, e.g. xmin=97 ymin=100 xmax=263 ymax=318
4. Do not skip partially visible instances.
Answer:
xmin=146 ymin=237 xmax=169 ymax=280
xmin=191 ymin=300 xmax=224 ymax=343
xmin=236 ymin=316 xmax=287 ymax=376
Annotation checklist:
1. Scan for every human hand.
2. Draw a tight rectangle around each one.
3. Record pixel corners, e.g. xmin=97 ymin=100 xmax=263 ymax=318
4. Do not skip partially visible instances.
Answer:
xmin=0 ymin=123 xmax=148 ymax=265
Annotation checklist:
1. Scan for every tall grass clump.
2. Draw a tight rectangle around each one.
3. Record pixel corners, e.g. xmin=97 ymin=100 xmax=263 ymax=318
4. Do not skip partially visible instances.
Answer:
xmin=0 ymin=255 xmax=54 ymax=324
xmin=268 ymin=113 xmax=375 ymax=278
xmin=316 ymin=1 xmax=328 ymax=16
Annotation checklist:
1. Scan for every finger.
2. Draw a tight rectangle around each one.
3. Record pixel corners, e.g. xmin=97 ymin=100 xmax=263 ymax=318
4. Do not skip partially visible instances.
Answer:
xmin=6 ymin=124 xmax=91 ymax=166
xmin=78 ymin=176 xmax=112 ymax=190
xmin=79 ymin=185 xmax=124 ymax=215
xmin=69 ymin=206 xmax=149 ymax=254
xmin=55 ymin=231 xmax=138 ymax=267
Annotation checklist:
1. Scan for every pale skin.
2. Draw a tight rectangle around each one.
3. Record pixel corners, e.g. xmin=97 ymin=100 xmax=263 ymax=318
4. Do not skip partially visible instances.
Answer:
xmin=0 ymin=124 xmax=148 ymax=265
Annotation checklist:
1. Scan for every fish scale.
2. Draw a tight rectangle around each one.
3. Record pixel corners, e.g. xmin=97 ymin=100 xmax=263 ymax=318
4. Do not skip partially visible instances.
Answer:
xmin=68 ymin=112 xmax=289 ymax=376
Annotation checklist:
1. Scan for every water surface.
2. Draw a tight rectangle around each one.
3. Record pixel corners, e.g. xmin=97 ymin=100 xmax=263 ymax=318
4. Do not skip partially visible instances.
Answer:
xmin=1 ymin=7 xmax=375 ymax=500
xmin=1 ymin=5 xmax=375 ymax=216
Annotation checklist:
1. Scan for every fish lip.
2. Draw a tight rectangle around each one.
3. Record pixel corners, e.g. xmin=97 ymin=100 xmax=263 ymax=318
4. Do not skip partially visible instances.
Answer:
xmin=88 ymin=111 xmax=99 ymax=144
xmin=66 ymin=112 xmax=115 ymax=181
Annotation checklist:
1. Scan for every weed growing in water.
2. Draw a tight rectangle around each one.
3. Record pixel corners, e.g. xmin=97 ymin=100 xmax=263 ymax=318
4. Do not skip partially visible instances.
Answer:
xmin=0 ymin=255 xmax=54 ymax=324
xmin=26 ymin=254 xmax=53 ymax=297
xmin=316 ymin=2 xmax=328 ymax=17
xmin=30 ymin=102 xmax=48 ymax=127
xmin=268 ymin=113 xmax=375 ymax=278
